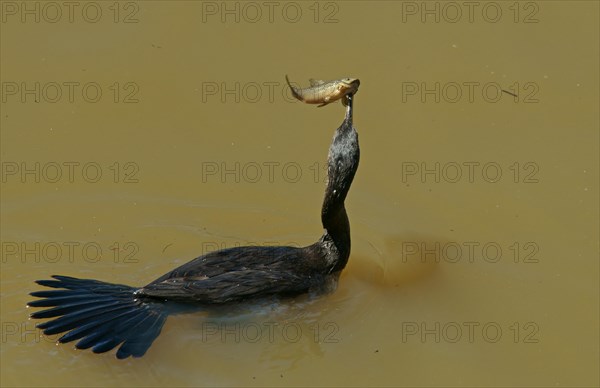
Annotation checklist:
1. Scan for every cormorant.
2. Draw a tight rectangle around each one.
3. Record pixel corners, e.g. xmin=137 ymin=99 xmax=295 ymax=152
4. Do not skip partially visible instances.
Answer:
xmin=28 ymin=92 xmax=361 ymax=359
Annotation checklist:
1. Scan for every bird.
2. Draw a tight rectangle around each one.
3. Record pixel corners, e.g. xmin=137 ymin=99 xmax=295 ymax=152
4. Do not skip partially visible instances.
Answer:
xmin=28 ymin=91 xmax=361 ymax=359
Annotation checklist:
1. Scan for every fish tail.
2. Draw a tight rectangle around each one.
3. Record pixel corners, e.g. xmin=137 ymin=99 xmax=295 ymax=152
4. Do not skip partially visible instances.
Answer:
xmin=285 ymin=74 xmax=302 ymax=100
xmin=28 ymin=275 xmax=168 ymax=359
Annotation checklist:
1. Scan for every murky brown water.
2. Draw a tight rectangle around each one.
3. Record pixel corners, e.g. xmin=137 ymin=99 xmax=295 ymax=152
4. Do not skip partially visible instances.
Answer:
xmin=1 ymin=1 xmax=598 ymax=386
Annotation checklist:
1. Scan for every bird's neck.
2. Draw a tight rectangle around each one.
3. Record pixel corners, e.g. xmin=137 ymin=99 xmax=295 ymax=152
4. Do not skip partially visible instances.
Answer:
xmin=320 ymin=98 xmax=359 ymax=270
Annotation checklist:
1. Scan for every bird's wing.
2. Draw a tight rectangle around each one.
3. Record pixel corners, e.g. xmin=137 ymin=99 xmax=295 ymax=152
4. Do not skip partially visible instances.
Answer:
xmin=140 ymin=269 xmax=307 ymax=303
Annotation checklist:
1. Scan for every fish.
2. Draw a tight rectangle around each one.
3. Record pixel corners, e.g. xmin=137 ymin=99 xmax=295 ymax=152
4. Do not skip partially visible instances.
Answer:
xmin=285 ymin=75 xmax=360 ymax=107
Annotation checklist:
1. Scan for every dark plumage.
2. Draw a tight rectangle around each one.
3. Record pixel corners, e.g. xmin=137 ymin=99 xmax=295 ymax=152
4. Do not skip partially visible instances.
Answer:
xmin=28 ymin=94 xmax=360 ymax=358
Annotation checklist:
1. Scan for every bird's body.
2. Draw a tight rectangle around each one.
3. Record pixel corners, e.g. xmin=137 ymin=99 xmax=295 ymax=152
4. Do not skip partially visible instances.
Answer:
xmin=140 ymin=241 xmax=337 ymax=303
xmin=28 ymin=92 xmax=360 ymax=359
